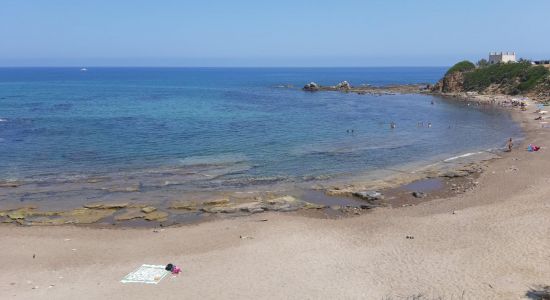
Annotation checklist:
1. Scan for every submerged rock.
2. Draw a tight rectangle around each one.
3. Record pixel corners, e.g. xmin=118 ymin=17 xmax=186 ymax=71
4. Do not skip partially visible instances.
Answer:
xmin=115 ymin=209 xmax=146 ymax=221
xmin=7 ymin=210 xmax=27 ymax=220
xmin=303 ymin=202 xmax=326 ymax=209
xmin=233 ymin=202 xmax=266 ymax=213
xmin=412 ymin=191 xmax=427 ymax=198
xmin=61 ymin=208 xmax=117 ymax=224
xmin=83 ymin=202 xmax=129 ymax=209
xmin=25 ymin=216 xmax=67 ymax=226
xmin=360 ymin=204 xmax=378 ymax=210
xmin=4 ymin=207 xmax=56 ymax=221
xmin=105 ymin=184 xmax=141 ymax=193
xmin=353 ymin=191 xmax=384 ymax=201
xmin=141 ymin=206 xmax=157 ymax=213
xmin=441 ymin=170 xmax=469 ymax=178
xmin=169 ymin=201 xmax=198 ymax=210
xmin=0 ymin=181 xmax=22 ymax=188
xmin=203 ymin=198 xmax=230 ymax=206
xmin=264 ymin=196 xmax=300 ymax=211
xmin=201 ymin=206 xmax=236 ymax=213
xmin=144 ymin=211 xmax=169 ymax=221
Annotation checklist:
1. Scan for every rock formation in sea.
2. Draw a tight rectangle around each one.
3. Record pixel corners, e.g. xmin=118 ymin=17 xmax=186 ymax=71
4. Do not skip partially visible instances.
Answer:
xmin=335 ymin=80 xmax=351 ymax=90
xmin=303 ymin=82 xmax=320 ymax=91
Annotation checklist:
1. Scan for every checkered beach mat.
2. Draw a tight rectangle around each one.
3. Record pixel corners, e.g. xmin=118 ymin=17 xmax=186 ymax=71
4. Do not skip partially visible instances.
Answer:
xmin=121 ymin=264 xmax=169 ymax=284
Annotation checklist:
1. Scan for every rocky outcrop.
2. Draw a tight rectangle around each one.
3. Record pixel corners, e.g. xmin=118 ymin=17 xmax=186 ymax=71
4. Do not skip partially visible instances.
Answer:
xmin=303 ymin=81 xmax=352 ymax=92
xmin=196 ymin=195 xmax=326 ymax=215
xmin=432 ymin=72 xmax=465 ymax=93
xmin=303 ymin=82 xmax=320 ymax=91
xmin=335 ymin=81 xmax=351 ymax=90
xmin=0 ymin=194 xmax=334 ymax=226
xmin=302 ymin=81 xmax=426 ymax=95
xmin=529 ymin=76 xmax=550 ymax=101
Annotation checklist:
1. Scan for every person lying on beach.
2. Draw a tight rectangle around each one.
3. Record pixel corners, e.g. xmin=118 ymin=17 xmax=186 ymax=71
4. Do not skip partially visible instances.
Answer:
xmin=528 ymin=144 xmax=541 ymax=152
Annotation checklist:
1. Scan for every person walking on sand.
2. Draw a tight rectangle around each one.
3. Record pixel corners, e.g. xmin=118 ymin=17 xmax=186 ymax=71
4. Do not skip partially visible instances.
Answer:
xmin=507 ymin=138 xmax=513 ymax=152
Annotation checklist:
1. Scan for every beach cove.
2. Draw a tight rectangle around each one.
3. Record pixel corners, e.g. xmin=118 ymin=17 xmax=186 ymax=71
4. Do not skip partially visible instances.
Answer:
xmin=0 ymin=68 xmax=523 ymax=226
xmin=1 ymin=96 xmax=550 ymax=299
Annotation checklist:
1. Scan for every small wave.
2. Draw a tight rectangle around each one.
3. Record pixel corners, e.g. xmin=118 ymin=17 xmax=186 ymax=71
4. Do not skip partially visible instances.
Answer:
xmin=220 ymin=175 xmax=289 ymax=187
xmin=293 ymin=140 xmax=414 ymax=156
xmin=443 ymin=152 xmax=484 ymax=162
xmin=0 ymin=118 xmax=7 ymax=122
xmin=273 ymin=84 xmax=294 ymax=89
xmin=179 ymin=153 xmax=248 ymax=167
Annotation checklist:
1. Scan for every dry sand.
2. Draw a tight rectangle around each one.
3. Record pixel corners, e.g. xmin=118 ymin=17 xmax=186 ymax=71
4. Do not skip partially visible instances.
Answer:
xmin=2 ymin=102 xmax=550 ymax=299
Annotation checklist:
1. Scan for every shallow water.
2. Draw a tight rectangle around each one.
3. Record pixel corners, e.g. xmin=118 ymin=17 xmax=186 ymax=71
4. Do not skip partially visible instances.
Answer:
xmin=0 ymin=67 xmax=522 ymax=207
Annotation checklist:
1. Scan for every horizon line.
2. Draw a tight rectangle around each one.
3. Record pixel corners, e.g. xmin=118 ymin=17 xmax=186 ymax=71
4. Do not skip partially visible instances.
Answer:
xmin=0 ymin=65 xmax=451 ymax=68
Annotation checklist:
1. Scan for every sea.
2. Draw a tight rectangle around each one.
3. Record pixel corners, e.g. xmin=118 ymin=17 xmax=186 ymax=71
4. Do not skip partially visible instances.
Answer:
xmin=0 ymin=67 xmax=522 ymax=208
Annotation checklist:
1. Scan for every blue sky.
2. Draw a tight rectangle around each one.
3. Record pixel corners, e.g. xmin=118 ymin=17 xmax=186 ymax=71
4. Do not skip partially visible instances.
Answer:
xmin=1 ymin=0 xmax=548 ymax=67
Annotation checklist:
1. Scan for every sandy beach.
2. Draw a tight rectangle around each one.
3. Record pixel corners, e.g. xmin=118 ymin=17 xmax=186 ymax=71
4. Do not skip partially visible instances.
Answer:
xmin=1 ymin=100 xmax=550 ymax=299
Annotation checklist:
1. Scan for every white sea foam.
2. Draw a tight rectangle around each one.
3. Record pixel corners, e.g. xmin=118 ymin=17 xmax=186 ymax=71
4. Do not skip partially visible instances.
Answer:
xmin=0 ymin=118 xmax=7 ymax=122
xmin=443 ymin=152 xmax=484 ymax=163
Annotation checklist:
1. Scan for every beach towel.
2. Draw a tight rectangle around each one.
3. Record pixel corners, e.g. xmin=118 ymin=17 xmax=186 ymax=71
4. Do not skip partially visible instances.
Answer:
xmin=121 ymin=264 xmax=169 ymax=284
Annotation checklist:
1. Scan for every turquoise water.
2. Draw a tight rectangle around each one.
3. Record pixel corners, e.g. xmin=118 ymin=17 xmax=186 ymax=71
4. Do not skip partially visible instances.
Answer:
xmin=0 ymin=68 xmax=521 ymax=206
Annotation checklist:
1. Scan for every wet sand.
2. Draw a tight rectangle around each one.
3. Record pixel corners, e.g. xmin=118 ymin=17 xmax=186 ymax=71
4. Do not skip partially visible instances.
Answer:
xmin=2 ymin=99 xmax=550 ymax=299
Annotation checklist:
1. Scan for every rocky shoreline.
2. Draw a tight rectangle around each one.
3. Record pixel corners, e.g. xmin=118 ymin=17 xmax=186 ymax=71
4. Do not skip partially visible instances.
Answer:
xmin=302 ymin=81 xmax=430 ymax=95
xmin=301 ymin=79 xmax=547 ymax=104
xmin=0 ymin=156 xmax=491 ymax=227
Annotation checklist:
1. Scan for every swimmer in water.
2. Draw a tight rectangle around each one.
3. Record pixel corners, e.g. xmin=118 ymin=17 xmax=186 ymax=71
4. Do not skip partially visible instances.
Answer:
xmin=390 ymin=122 xmax=396 ymax=129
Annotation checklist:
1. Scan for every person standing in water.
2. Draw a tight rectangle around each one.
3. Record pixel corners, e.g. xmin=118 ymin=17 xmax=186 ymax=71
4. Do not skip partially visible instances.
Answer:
xmin=507 ymin=138 xmax=513 ymax=152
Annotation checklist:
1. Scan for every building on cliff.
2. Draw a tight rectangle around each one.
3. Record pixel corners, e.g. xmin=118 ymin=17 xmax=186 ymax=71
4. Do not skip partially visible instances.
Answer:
xmin=488 ymin=52 xmax=516 ymax=64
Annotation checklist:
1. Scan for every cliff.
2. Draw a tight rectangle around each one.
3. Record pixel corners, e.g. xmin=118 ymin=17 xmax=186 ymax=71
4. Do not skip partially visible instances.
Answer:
xmin=432 ymin=71 xmax=464 ymax=93
xmin=432 ymin=61 xmax=550 ymax=99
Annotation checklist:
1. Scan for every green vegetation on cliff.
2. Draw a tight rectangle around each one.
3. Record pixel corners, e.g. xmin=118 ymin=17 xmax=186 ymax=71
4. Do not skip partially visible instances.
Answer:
xmin=435 ymin=61 xmax=550 ymax=95
xmin=446 ymin=60 xmax=476 ymax=75
xmin=463 ymin=62 xmax=549 ymax=93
